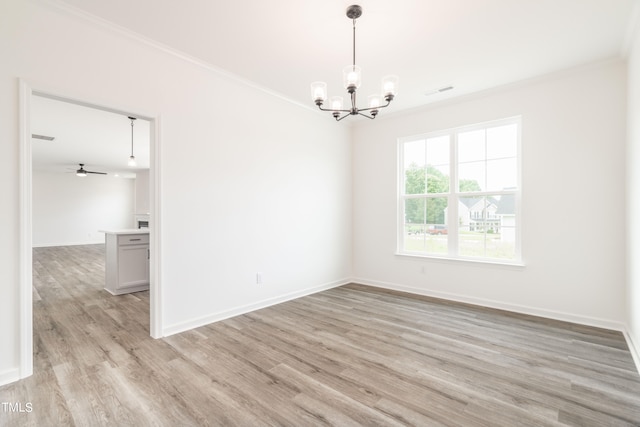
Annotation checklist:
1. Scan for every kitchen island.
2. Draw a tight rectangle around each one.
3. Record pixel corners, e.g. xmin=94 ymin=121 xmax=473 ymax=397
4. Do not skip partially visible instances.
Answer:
xmin=100 ymin=229 xmax=149 ymax=295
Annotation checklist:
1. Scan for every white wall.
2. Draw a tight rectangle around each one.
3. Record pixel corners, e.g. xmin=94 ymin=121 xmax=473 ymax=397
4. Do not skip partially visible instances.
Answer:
xmin=0 ymin=0 xmax=351 ymax=383
xmin=135 ymin=169 xmax=150 ymax=215
xmin=627 ymin=19 xmax=640 ymax=364
xmin=353 ymin=60 xmax=627 ymax=328
xmin=32 ymin=171 xmax=134 ymax=247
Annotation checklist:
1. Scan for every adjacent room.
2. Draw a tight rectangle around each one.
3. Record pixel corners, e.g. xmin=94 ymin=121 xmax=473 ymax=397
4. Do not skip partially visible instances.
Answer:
xmin=1 ymin=0 xmax=640 ymax=425
xmin=31 ymin=95 xmax=151 ymax=248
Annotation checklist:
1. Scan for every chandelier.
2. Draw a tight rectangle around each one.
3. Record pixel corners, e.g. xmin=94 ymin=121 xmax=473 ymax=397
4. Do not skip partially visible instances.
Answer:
xmin=311 ymin=5 xmax=398 ymax=121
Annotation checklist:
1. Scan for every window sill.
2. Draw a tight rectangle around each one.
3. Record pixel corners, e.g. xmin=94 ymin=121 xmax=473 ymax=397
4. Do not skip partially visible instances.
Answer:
xmin=395 ymin=252 xmax=526 ymax=269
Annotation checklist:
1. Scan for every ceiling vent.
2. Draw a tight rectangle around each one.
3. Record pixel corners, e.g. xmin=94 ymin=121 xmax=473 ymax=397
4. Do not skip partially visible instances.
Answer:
xmin=424 ymin=86 xmax=454 ymax=97
xmin=32 ymin=134 xmax=55 ymax=141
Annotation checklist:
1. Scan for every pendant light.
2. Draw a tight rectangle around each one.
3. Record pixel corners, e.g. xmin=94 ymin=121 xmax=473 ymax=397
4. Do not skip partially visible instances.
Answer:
xmin=127 ymin=116 xmax=137 ymax=167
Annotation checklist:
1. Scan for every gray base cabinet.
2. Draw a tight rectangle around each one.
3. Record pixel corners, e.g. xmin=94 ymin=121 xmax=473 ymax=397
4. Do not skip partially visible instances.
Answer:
xmin=103 ymin=231 xmax=150 ymax=295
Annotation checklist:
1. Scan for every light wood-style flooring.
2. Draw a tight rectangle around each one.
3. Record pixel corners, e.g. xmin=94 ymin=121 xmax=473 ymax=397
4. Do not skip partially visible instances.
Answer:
xmin=1 ymin=244 xmax=640 ymax=426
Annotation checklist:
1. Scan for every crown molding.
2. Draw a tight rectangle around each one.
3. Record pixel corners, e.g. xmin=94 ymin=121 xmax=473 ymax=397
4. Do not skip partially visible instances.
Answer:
xmin=356 ymin=57 xmax=625 ymax=126
xmin=35 ymin=0 xmax=315 ymax=113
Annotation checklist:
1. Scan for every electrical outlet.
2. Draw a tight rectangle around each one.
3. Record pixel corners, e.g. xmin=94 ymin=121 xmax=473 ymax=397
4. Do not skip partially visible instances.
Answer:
xmin=256 ymin=272 xmax=263 ymax=284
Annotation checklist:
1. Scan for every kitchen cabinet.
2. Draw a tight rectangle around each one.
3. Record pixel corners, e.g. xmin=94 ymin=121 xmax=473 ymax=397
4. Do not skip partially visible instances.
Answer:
xmin=101 ymin=230 xmax=150 ymax=295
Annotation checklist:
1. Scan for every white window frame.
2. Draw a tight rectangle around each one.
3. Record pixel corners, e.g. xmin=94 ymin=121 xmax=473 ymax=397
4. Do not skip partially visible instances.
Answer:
xmin=397 ymin=116 xmax=522 ymax=265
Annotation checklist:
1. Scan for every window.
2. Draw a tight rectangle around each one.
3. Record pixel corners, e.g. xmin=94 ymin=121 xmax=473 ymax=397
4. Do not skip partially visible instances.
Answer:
xmin=398 ymin=117 xmax=520 ymax=263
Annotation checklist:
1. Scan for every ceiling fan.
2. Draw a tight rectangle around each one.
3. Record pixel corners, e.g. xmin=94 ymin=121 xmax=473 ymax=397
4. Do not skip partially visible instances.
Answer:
xmin=74 ymin=163 xmax=107 ymax=177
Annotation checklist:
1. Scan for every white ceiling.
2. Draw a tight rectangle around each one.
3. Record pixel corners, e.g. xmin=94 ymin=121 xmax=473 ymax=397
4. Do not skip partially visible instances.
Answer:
xmin=58 ymin=0 xmax=638 ymax=113
xmin=32 ymin=0 xmax=638 ymax=174
xmin=31 ymin=94 xmax=150 ymax=177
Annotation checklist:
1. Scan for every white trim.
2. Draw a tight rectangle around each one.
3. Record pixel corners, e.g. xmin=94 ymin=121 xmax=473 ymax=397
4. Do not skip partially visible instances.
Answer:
xmin=18 ymin=83 xmax=163 ymax=382
xmin=366 ymin=58 xmax=625 ymax=125
xmin=0 ymin=369 xmax=21 ymax=387
xmin=149 ymin=116 xmax=163 ymax=338
xmin=394 ymin=252 xmax=525 ymax=268
xmin=32 ymin=241 xmax=105 ymax=248
xmin=37 ymin=0 xmax=314 ymax=114
xmin=356 ymin=277 xmax=639 ymax=375
xmin=32 ymin=90 xmax=156 ymax=122
xmin=352 ymin=277 xmax=628 ymax=333
xmin=623 ymin=328 xmax=640 ymax=375
xmin=397 ymin=116 xmax=522 ymax=264
xmin=18 ymin=79 xmax=33 ymax=380
xmin=621 ymin=0 xmax=640 ymax=58
xmin=162 ymin=279 xmax=349 ymax=337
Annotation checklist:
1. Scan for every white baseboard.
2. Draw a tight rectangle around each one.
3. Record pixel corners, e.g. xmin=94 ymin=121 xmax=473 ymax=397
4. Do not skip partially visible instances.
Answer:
xmin=32 ymin=241 xmax=104 ymax=248
xmin=0 ymin=368 xmax=21 ymax=387
xmin=352 ymin=277 xmax=627 ymax=333
xmin=623 ymin=328 xmax=640 ymax=375
xmin=353 ymin=277 xmax=640 ymax=374
xmin=162 ymin=278 xmax=350 ymax=337
xmin=159 ymin=275 xmax=640 ymax=376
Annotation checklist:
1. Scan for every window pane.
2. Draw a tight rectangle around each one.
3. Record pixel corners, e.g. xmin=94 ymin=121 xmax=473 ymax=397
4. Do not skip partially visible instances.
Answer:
xmin=405 ymin=166 xmax=426 ymax=195
xmin=404 ymin=198 xmax=425 ymax=225
xmin=425 ymin=197 xmax=448 ymax=254
xmin=404 ymin=224 xmax=426 ymax=252
xmin=495 ymin=194 xmax=517 ymax=257
xmin=458 ymin=129 xmax=485 ymax=162
xmin=486 ymin=226 xmax=516 ymax=259
xmin=404 ymin=198 xmax=425 ymax=253
xmin=427 ymin=164 xmax=449 ymax=194
xmin=426 ymin=197 xmax=448 ymax=228
xmin=403 ymin=198 xmax=448 ymax=254
xmin=487 ymin=124 xmax=517 ymax=159
xmin=459 ymin=196 xmax=487 ymax=230
xmin=404 ymin=139 xmax=425 ymax=169
xmin=426 ymin=135 xmax=449 ymax=166
xmin=423 ymin=135 xmax=450 ymax=194
xmin=458 ymin=225 xmax=484 ymax=257
xmin=458 ymin=194 xmax=517 ymax=259
xmin=458 ymin=161 xmax=485 ymax=192
xmin=486 ymin=158 xmax=517 ymax=191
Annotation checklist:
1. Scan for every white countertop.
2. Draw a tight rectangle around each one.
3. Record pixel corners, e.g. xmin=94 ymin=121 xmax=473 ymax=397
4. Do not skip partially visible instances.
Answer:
xmin=99 ymin=229 xmax=150 ymax=235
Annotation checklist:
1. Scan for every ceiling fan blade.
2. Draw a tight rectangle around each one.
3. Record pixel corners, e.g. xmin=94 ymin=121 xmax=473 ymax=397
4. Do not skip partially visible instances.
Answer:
xmin=74 ymin=164 xmax=107 ymax=175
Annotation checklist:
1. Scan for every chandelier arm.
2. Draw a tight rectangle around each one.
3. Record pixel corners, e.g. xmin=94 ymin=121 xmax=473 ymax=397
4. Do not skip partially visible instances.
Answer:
xmin=357 ymin=112 xmax=376 ymax=120
xmin=335 ymin=113 xmax=352 ymax=122
xmin=356 ymin=99 xmax=392 ymax=113
xmin=317 ymin=105 xmax=351 ymax=113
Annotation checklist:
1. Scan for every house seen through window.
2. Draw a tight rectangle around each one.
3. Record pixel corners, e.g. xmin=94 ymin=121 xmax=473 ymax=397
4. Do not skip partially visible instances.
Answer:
xmin=398 ymin=117 xmax=521 ymax=262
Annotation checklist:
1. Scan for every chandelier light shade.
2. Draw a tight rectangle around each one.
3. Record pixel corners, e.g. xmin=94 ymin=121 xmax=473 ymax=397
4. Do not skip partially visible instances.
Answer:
xmin=342 ymin=65 xmax=362 ymax=90
xmin=311 ymin=4 xmax=398 ymax=121
xmin=368 ymin=94 xmax=381 ymax=109
xmin=311 ymin=81 xmax=327 ymax=103
xmin=330 ymin=96 xmax=344 ymax=111
xmin=382 ymin=75 xmax=399 ymax=97
xmin=127 ymin=116 xmax=137 ymax=167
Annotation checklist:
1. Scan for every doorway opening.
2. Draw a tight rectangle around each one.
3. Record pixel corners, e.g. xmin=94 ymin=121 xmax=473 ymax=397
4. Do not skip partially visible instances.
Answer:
xmin=18 ymin=81 xmax=162 ymax=379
